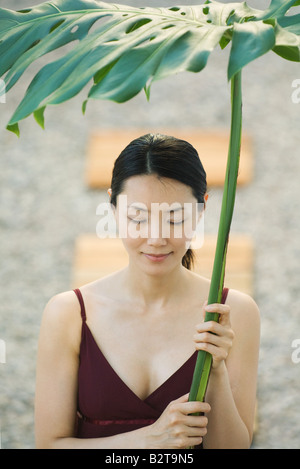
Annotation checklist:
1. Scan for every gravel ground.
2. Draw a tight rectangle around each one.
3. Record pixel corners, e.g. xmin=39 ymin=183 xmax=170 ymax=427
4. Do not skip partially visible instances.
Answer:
xmin=0 ymin=0 xmax=300 ymax=449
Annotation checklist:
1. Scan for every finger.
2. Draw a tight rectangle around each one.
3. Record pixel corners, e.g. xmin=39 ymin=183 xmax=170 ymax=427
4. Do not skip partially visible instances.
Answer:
xmin=205 ymin=303 xmax=230 ymax=324
xmin=200 ymin=300 xmax=208 ymax=320
xmin=194 ymin=341 xmax=229 ymax=362
xmin=205 ymin=303 xmax=230 ymax=315
xmin=172 ymin=393 xmax=190 ymax=404
xmin=199 ymin=315 xmax=231 ymax=332
xmin=167 ymin=393 xmax=189 ymax=411
xmin=194 ymin=331 xmax=225 ymax=348
xmin=185 ymin=424 xmax=207 ymax=438
xmin=205 ymin=301 xmax=230 ymax=311
xmin=195 ymin=321 xmax=234 ymax=339
xmin=178 ymin=400 xmax=211 ymax=415
xmin=185 ymin=414 xmax=209 ymax=429
xmin=186 ymin=436 xmax=204 ymax=447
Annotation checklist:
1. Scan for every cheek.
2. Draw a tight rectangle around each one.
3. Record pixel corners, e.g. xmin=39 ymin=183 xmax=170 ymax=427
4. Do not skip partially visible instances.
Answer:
xmin=121 ymin=235 xmax=143 ymax=255
xmin=175 ymin=239 xmax=191 ymax=257
xmin=167 ymin=232 xmax=190 ymax=258
xmin=169 ymin=223 xmax=192 ymax=247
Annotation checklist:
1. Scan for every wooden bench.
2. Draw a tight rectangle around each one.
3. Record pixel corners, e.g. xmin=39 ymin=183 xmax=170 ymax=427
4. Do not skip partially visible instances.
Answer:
xmin=85 ymin=129 xmax=253 ymax=189
xmin=71 ymin=233 xmax=254 ymax=296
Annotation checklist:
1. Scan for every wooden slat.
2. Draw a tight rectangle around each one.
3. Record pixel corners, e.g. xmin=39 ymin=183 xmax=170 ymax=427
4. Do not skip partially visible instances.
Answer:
xmin=71 ymin=233 xmax=254 ymax=296
xmin=85 ymin=129 xmax=253 ymax=189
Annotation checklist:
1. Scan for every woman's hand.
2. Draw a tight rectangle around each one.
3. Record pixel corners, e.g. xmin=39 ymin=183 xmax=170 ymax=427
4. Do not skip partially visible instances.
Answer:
xmin=193 ymin=302 xmax=235 ymax=369
xmin=145 ymin=393 xmax=210 ymax=449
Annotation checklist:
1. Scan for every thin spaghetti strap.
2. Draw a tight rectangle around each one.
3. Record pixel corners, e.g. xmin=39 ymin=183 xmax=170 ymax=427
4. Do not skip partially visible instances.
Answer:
xmin=221 ymin=287 xmax=229 ymax=304
xmin=73 ymin=288 xmax=87 ymax=322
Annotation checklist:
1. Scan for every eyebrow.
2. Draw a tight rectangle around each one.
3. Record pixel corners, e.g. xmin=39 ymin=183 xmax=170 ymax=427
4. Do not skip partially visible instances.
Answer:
xmin=127 ymin=205 xmax=184 ymax=213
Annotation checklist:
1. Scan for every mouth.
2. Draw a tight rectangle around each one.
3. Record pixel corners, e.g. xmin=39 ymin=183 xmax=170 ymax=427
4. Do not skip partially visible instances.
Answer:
xmin=143 ymin=252 xmax=172 ymax=262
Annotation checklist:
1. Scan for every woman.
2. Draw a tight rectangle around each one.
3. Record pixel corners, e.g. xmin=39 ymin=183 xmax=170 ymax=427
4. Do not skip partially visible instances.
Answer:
xmin=35 ymin=133 xmax=260 ymax=449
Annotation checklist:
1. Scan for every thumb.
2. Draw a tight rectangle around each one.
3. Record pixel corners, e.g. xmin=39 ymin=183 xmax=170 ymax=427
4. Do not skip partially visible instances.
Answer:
xmin=172 ymin=393 xmax=190 ymax=404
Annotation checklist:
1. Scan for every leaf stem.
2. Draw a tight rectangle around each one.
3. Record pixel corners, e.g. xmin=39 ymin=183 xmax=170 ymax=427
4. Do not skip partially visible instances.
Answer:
xmin=188 ymin=70 xmax=242 ymax=407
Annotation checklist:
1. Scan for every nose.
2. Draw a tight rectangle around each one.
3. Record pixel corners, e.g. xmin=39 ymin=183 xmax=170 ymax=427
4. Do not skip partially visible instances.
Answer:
xmin=146 ymin=217 xmax=168 ymax=247
xmin=146 ymin=236 xmax=168 ymax=247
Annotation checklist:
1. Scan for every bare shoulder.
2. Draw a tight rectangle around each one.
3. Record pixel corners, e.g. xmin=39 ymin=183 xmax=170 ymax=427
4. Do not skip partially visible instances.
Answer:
xmin=227 ymin=288 xmax=260 ymax=316
xmin=43 ymin=290 xmax=81 ymax=323
xmin=226 ymin=288 xmax=260 ymax=336
xmin=187 ymin=270 xmax=260 ymax=322
xmin=40 ymin=290 xmax=82 ymax=352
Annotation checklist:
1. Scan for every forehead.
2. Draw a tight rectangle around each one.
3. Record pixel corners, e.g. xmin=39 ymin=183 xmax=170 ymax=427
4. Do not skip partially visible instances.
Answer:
xmin=120 ymin=174 xmax=195 ymax=206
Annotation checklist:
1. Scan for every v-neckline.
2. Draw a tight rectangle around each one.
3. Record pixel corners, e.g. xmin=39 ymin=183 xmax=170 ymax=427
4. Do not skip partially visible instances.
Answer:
xmin=82 ymin=322 xmax=197 ymax=403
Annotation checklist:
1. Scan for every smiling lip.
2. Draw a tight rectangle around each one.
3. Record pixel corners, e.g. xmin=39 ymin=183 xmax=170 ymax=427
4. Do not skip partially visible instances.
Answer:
xmin=143 ymin=253 xmax=172 ymax=262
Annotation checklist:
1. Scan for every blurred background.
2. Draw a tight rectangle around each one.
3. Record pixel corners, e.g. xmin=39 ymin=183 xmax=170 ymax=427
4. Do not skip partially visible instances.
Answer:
xmin=0 ymin=0 xmax=299 ymax=449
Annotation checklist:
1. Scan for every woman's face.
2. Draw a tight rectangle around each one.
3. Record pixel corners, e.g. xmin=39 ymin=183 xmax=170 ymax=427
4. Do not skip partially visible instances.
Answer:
xmin=114 ymin=174 xmax=202 ymax=275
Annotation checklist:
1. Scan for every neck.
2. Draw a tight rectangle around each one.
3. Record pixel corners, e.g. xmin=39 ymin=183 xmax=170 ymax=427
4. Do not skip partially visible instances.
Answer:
xmin=124 ymin=262 xmax=189 ymax=309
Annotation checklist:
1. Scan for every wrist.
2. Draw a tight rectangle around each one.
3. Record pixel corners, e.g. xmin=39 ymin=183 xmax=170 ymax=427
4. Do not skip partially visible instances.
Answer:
xmin=138 ymin=423 xmax=156 ymax=449
xmin=210 ymin=360 xmax=227 ymax=378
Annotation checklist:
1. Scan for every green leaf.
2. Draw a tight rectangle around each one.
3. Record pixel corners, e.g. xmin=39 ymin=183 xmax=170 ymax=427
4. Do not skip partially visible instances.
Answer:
xmin=6 ymin=122 xmax=20 ymax=137
xmin=273 ymin=23 xmax=300 ymax=61
xmin=0 ymin=1 xmax=233 ymax=127
xmin=82 ymin=99 xmax=88 ymax=114
xmin=228 ymin=20 xmax=275 ymax=79
xmin=195 ymin=0 xmax=261 ymax=25
xmin=278 ymin=14 xmax=300 ymax=35
xmin=0 ymin=1 xmax=299 ymax=131
xmin=256 ymin=0 xmax=300 ymax=20
xmin=0 ymin=1 xmax=100 ymax=81
xmin=88 ymin=25 xmax=229 ymax=103
xmin=33 ymin=106 xmax=46 ymax=128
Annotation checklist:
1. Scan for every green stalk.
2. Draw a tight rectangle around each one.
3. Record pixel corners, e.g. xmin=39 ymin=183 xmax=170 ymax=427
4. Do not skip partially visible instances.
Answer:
xmin=189 ymin=70 xmax=242 ymax=407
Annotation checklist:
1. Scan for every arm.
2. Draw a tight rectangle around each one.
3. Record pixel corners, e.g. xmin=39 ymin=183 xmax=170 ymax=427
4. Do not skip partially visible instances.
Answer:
xmin=35 ymin=291 xmax=82 ymax=448
xmin=52 ymin=395 xmax=210 ymax=449
xmin=193 ymin=291 xmax=260 ymax=449
xmin=35 ymin=292 xmax=209 ymax=449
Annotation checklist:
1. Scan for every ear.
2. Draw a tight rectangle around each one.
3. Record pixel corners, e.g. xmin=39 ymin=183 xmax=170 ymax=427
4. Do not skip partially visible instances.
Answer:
xmin=196 ymin=194 xmax=207 ymax=221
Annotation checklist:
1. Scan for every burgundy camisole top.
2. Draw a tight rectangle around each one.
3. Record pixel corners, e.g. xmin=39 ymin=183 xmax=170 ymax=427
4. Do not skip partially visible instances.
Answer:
xmin=73 ymin=287 xmax=229 ymax=441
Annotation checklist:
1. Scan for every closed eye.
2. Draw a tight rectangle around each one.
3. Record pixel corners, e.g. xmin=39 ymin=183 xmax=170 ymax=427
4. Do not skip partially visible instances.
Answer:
xmin=128 ymin=217 xmax=147 ymax=224
xmin=168 ymin=219 xmax=185 ymax=225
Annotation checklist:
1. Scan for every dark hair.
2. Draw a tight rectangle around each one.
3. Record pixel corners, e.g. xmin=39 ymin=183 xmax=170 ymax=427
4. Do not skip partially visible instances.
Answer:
xmin=110 ymin=133 xmax=207 ymax=270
